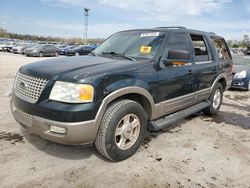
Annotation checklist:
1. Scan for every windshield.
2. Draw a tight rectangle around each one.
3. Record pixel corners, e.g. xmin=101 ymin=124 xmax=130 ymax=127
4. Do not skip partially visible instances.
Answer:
xmin=94 ymin=31 xmax=166 ymax=60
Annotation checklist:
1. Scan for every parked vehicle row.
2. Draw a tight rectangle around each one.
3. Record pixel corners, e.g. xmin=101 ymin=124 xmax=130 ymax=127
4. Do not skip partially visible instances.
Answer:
xmin=0 ymin=38 xmax=98 ymax=57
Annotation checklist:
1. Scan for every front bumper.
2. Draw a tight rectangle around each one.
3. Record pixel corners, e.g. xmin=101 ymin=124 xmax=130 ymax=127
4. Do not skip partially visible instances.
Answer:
xmin=11 ymin=100 xmax=96 ymax=145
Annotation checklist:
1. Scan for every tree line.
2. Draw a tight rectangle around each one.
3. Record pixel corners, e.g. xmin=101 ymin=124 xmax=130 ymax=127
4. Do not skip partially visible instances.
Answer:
xmin=227 ymin=39 xmax=250 ymax=48
xmin=0 ymin=27 xmax=104 ymax=44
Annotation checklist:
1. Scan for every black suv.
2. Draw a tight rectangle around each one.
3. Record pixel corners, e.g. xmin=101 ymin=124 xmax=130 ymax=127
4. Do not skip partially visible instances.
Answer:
xmin=11 ymin=27 xmax=233 ymax=161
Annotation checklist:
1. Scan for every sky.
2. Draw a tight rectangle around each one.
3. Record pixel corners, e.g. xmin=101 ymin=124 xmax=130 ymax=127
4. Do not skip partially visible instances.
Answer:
xmin=0 ymin=0 xmax=249 ymax=40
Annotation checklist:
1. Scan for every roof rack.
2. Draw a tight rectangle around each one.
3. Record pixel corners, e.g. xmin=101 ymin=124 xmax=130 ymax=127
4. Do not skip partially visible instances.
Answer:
xmin=155 ymin=26 xmax=186 ymax=29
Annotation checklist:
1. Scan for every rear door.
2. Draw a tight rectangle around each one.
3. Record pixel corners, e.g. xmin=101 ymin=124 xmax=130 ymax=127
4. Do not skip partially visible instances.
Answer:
xmin=43 ymin=45 xmax=50 ymax=56
xmin=189 ymin=34 xmax=218 ymax=102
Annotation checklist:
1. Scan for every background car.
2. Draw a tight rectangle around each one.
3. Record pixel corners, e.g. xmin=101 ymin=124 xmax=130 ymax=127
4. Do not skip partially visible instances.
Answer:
xmin=24 ymin=44 xmax=59 ymax=57
xmin=12 ymin=43 xmax=34 ymax=54
xmin=231 ymin=65 xmax=250 ymax=91
xmin=58 ymin=45 xmax=77 ymax=55
xmin=2 ymin=41 xmax=17 ymax=52
xmin=65 ymin=45 xmax=94 ymax=56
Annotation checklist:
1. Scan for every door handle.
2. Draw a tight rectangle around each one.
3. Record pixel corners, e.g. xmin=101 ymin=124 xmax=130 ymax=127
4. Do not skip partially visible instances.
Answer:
xmin=186 ymin=70 xmax=193 ymax=75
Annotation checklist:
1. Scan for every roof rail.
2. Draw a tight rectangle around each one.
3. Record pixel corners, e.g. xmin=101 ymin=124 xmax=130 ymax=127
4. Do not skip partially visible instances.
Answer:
xmin=155 ymin=26 xmax=186 ymax=29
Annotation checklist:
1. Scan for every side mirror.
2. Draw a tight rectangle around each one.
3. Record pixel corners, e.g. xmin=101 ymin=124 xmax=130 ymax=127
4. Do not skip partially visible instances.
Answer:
xmin=163 ymin=50 xmax=191 ymax=66
xmin=168 ymin=50 xmax=191 ymax=60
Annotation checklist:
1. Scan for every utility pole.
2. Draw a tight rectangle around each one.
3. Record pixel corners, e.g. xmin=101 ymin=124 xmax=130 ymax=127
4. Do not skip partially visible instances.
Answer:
xmin=84 ymin=8 xmax=90 ymax=45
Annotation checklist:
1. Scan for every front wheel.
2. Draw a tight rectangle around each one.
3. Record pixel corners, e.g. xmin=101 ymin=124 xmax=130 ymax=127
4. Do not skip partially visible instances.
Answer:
xmin=74 ymin=52 xmax=79 ymax=56
xmin=95 ymin=100 xmax=147 ymax=161
xmin=203 ymin=82 xmax=223 ymax=115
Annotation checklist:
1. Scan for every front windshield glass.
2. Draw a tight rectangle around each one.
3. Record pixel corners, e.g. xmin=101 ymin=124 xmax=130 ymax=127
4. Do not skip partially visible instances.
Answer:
xmin=94 ymin=31 xmax=166 ymax=60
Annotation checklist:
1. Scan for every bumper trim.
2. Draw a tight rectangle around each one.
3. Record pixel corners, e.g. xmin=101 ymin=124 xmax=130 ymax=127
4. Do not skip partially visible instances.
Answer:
xmin=11 ymin=100 xmax=95 ymax=145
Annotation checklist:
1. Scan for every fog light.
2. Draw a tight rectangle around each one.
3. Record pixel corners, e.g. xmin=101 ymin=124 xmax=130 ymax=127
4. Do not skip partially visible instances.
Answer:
xmin=50 ymin=125 xmax=67 ymax=134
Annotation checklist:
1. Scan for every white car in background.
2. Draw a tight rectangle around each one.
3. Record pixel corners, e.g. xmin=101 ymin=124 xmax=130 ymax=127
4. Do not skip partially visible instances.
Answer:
xmin=0 ymin=42 xmax=8 ymax=51
xmin=2 ymin=42 xmax=16 ymax=52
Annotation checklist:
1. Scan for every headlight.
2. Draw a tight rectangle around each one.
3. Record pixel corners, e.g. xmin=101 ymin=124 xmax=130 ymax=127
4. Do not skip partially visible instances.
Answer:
xmin=234 ymin=70 xmax=246 ymax=79
xmin=32 ymin=49 xmax=38 ymax=52
xmin=49 ymin=81 xmax=94 ymax=103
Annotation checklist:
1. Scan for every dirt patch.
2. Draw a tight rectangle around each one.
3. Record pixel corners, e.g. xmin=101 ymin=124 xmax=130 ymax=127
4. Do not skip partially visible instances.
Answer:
xmin=224 ymin=93 xmax=250 ymax=101
xmin=0 ymin=131 xmax=24 ymax=145
xmin=141 ymin=135 xmax=152 ymax=149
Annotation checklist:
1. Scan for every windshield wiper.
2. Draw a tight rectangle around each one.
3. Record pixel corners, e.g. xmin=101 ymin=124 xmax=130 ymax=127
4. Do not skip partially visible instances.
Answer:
xmin=102 ymin=51 xmax=135 ymax=61
xmin=89 ymin=51 xmax=96 ymax=56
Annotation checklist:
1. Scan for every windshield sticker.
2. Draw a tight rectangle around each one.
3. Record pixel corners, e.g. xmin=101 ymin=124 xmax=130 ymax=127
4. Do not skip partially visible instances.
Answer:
xmin=140 ymin=32 xmax=159 ymax=37
xmin=140 ymin=46 xmax=152 ymax=54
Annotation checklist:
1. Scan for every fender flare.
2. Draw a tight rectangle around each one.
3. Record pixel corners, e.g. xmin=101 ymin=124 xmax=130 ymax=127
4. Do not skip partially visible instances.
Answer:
xmin=92 ymin=86 xmax=155 ymax=137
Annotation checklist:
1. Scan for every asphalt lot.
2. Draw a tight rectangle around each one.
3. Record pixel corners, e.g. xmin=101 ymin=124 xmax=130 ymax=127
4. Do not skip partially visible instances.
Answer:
xmin=0 ymin=52 xmax=250 ymax=188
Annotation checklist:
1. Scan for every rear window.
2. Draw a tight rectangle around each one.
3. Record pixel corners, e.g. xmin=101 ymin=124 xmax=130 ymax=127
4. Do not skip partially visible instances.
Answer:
xmin=190 ymin=35 xmax=209 ymax=62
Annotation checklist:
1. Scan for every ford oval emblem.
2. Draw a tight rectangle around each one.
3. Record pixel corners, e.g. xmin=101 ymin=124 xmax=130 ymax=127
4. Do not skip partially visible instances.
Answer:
xmin=20 ymin=82 xmax=28 ymax=89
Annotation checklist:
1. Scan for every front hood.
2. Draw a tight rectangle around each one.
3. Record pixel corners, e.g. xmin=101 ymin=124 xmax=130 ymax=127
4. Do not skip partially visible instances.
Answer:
xmin=19 ymin=56 xmax=147 ymax=82
xmin=233 ymin=64 xmax=250 ymax=73
xmin=14 ymin=46 xmax=22 ymax=50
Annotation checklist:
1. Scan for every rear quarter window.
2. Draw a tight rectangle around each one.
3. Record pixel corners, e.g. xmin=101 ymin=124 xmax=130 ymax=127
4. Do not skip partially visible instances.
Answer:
xmin=211 ymin=37 xmax=231 ymax=60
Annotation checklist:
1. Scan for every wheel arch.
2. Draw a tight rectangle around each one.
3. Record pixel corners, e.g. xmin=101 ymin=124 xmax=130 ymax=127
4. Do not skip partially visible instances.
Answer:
xmin=212 ymin=74 xmax=227 ymax=91
xmin=92 ymin=87 xmax=155 ymax=138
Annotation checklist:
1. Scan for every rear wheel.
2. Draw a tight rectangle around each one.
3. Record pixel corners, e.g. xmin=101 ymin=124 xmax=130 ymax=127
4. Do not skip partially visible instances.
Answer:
xmin=95 ymin=100 xmax=147 ymax=161
xmin=203 ymin=83 xmax=223 ymax=115
xmin=39 ymin=52 xmax=43 ymax=57
xmin=74 ymin=52 xmax=79 ymax=56
xmin=55 ymin=52 xmax=59 ymax=57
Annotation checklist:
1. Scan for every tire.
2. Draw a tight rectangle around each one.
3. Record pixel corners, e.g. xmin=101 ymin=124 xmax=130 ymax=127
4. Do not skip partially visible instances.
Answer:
xmin=39 ymin=52 xmax=43 ymax=57
xmin=74 ymin=52 xmax=79 ymax=56
xmin=95 ymin=99 xmax=147 ymax=161
xmin=203 ymin=82 xmax=223 ymax=115
xmin=55 ymin=52 xmax=59 ymax=57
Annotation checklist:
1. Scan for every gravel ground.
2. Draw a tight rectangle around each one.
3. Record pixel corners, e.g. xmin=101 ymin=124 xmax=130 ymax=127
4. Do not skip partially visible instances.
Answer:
xmin=0 ymin=52 xmax=250 ymax=188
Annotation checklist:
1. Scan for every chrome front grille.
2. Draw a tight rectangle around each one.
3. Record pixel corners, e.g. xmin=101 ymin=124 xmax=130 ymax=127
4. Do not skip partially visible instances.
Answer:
xmin=14 ymin=72 xmax=48 ymax=103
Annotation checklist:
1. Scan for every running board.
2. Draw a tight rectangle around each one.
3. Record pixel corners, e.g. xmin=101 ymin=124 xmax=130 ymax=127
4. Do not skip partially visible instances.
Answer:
xmin=149 ymin=101 xmax=210 ymax=131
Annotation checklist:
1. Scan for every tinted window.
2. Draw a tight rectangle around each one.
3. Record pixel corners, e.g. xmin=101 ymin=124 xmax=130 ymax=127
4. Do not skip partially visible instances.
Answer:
xmin=190 ymin=35 xmax=209 ymax=62
xmin=166 ymin=32 xmax=192 ymax=53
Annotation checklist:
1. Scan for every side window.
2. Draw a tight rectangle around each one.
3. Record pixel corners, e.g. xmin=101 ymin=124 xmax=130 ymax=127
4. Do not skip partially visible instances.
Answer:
xmin=190 ymin=35 xmax=209 ymax=62
xmin=211 ymin=37 xmax=231 ymax=60
xmin=165 ymin=32 xmax=193 ymax=66
xmin=44 ymin=45 xmax=50 ymax=49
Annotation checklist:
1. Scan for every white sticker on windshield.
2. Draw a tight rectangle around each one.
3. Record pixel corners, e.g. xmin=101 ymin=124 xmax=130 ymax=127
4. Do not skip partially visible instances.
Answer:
xmin=140 ymin=32 xmax=159 ymax=37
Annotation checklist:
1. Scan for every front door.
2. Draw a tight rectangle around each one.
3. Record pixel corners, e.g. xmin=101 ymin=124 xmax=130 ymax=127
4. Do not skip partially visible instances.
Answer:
xmin=158 ymin=31 xmax=196 ymax=114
